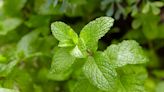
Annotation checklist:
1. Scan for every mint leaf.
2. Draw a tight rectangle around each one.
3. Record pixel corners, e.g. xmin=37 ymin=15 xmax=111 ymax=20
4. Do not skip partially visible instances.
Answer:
xmin=17 ymin=30 xmax=41 ymax=58
xmin=16 ymin=27 xmax=54 ymax=59
xmin=156 ymin=81 xmax=164 ymax=92
xmin=83 ymin=52 xmax=117 ymax=91
xmin=34 ymin=0 xmax=62 ymax=15
xmin=80 ymin=17 xmax=114 ymax=52
xmin=151 ymin=5 xmax=160 ymax=15
xmin=25 ymin=15 xmax=50 ymax=28
xmin=70 ymin=45 xmax=84 ymax=58
xmin=73 ymin=79 xmax=103 ymax=92
xmin=142 ymin=3 xmax=150 ymax=14
xmin=49 ymin=17 xmax=149 ymax=92
xmin=0 ymin=54 xmax=7 ymax=63
xmin=4 ymin=68 xmax=33 ymax=92
xmin=0 ymin=60 xmax=18 ymax=77
xmin=132 ymin=19 xmax=141 ymax=29
xmin=153 ymin=1 xmax=164 ymax=7
xmin=0 ymin=88 xmax=19 ymax=92
xmin=49 ymin=47 xmax=75 ymax=80
xmin=104 ymin=40 xmax=148 ymax=67
xmin=51 ymin=22 xmax=78 ymax=47
xmin=116 ymin=65 xmax=147 ymax=92
xmin=3 ymin=0 xmax=27 ymax=16
xmin=48 ymin=70 xmax=72 ymax=81
xmin=0 ymin=18 xmax=22 ymax=35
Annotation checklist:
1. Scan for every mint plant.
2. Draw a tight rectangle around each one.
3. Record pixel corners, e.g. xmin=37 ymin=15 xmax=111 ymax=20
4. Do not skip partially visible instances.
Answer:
xmin=49 ymin=17 xmax=148 ymax=92
xmin=1 ymin=0 xmax=164 ymax=91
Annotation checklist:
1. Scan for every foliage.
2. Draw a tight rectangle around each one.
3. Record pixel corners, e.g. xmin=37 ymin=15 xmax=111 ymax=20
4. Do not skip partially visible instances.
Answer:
xmin=50 ymin=17 xmax=148 ymax=92
xmin=0 ymin=0 xmax=164 ymax=92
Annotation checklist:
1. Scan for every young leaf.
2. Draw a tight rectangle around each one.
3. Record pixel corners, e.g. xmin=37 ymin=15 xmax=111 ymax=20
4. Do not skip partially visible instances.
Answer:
xmin=83 ymin=52 xmax=117 ymax=91
xmin=49 ymin=47 xmax=75 ymax=80
xmin=104 ymin=40 xmax=148 ymax=67
xmin=70 ymin=45 xmax=84 ymax=58
xmin=51 ymin=22 xmax=78 ymax=47
xmin=142 ymin=3 xmax=150 ymax=14
xmin=80 ymin=17 xmax=114 ymax=52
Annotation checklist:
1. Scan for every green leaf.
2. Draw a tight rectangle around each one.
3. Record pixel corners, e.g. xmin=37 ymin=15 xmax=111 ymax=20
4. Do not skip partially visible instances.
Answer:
xmin=145 ymin=50 xmax=159 ymax=68
xmin=153 ymin=1 xmax=164 ymax=7
xmin=17 ymin=30 xmax=41 ymax=58
xmin=7 ymin=68 xmax=33 ymax=92
xmin=49 ymin=47 xmax=75 ymax=81
xmin=151 ymin=5 xmax=160 ymax=15
xmin=3 ymin=0 xmax=27 ymax=16
xmin=73 ymin=78 xmax=102 ymax=92
xmin=142 ymin=3 xmax=150 ymax=14
xmin=80 ymin=17 xmax=114 ymax=52
xmin=0 ymin=0 xmax=3 ymax=9
xmin=145 ymin=78 xmax=156 ymax=92
xmin=51 ymin=21 xmax=78 ymax=47
xmin=156 ymin=81 xmax=164 ymax=92
xmin=25 ymin=15 xmax=50 ymax=28
xmin=104 ymin=40 xmax=148 ymax=67
xmin=0 ymin=18 xmax=22 ymax=35
xmin=153 ymin=70 xmax=164 ymax=79
xmin=0 ymin=88 xmax=19 ymax=92
xmin=134 ymin=13 xmax=160 ymax=40
xmin=131 ymin=6 xmax=138 ymax=17
xmin=0 ymin=60 xmax=18 ymax=77
xmin=123 ymin=29 xmax=146 ymax=43
xmin=83 ymin=52 xmax=117 ymax=91
xmin=0 ymin=54 xmax=7 ymax=63
xmin=70 ymin=45 xmax=84 ymax=58
xmin=116 ymin=65 xmax=147 ymax=92
xmin=132 ymin=19 xmax=141 ymax=29
xmin=34 ymin=0 xmax=62 ymax=15
xmin=158 ymin=25 xmax=164 ymax=38
xmin=48 ymin=70 xmax=72 ymax=81
xmin=106 ymin=4 xmax=114 ymax=16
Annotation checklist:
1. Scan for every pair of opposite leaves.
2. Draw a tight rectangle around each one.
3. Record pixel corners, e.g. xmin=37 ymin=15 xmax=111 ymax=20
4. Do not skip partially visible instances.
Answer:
xmin=50 ymin=17 xmax=148 ymax=92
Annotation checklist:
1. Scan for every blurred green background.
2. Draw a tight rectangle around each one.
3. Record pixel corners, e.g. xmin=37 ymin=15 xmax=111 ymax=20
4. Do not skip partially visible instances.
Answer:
xmin=0 ymin=0 xmax=164 ymax=92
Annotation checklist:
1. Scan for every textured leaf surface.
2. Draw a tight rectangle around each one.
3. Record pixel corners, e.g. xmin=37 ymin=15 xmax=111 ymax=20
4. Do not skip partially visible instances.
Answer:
xmin=51 ymin=22 xmax=78 ymax=47
xmin=104 ymin=40 xmax=148 ymax=67
xmin=116 ymin=65 xmax=147 ymax=92
xmin=49 ymin=47 xmax=75 ymax=80
xmin=48 ymin=70 xmax=72 ymax=81
xmin=70 ymin=45 xmax=84 ymax=58
xmin=73 ymin=79 xmax=102 ymax=92
xmin=83 ymin=52 xmax=117 ymax=91
xmin=80 ymin=17 xmax=114 ymax=52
